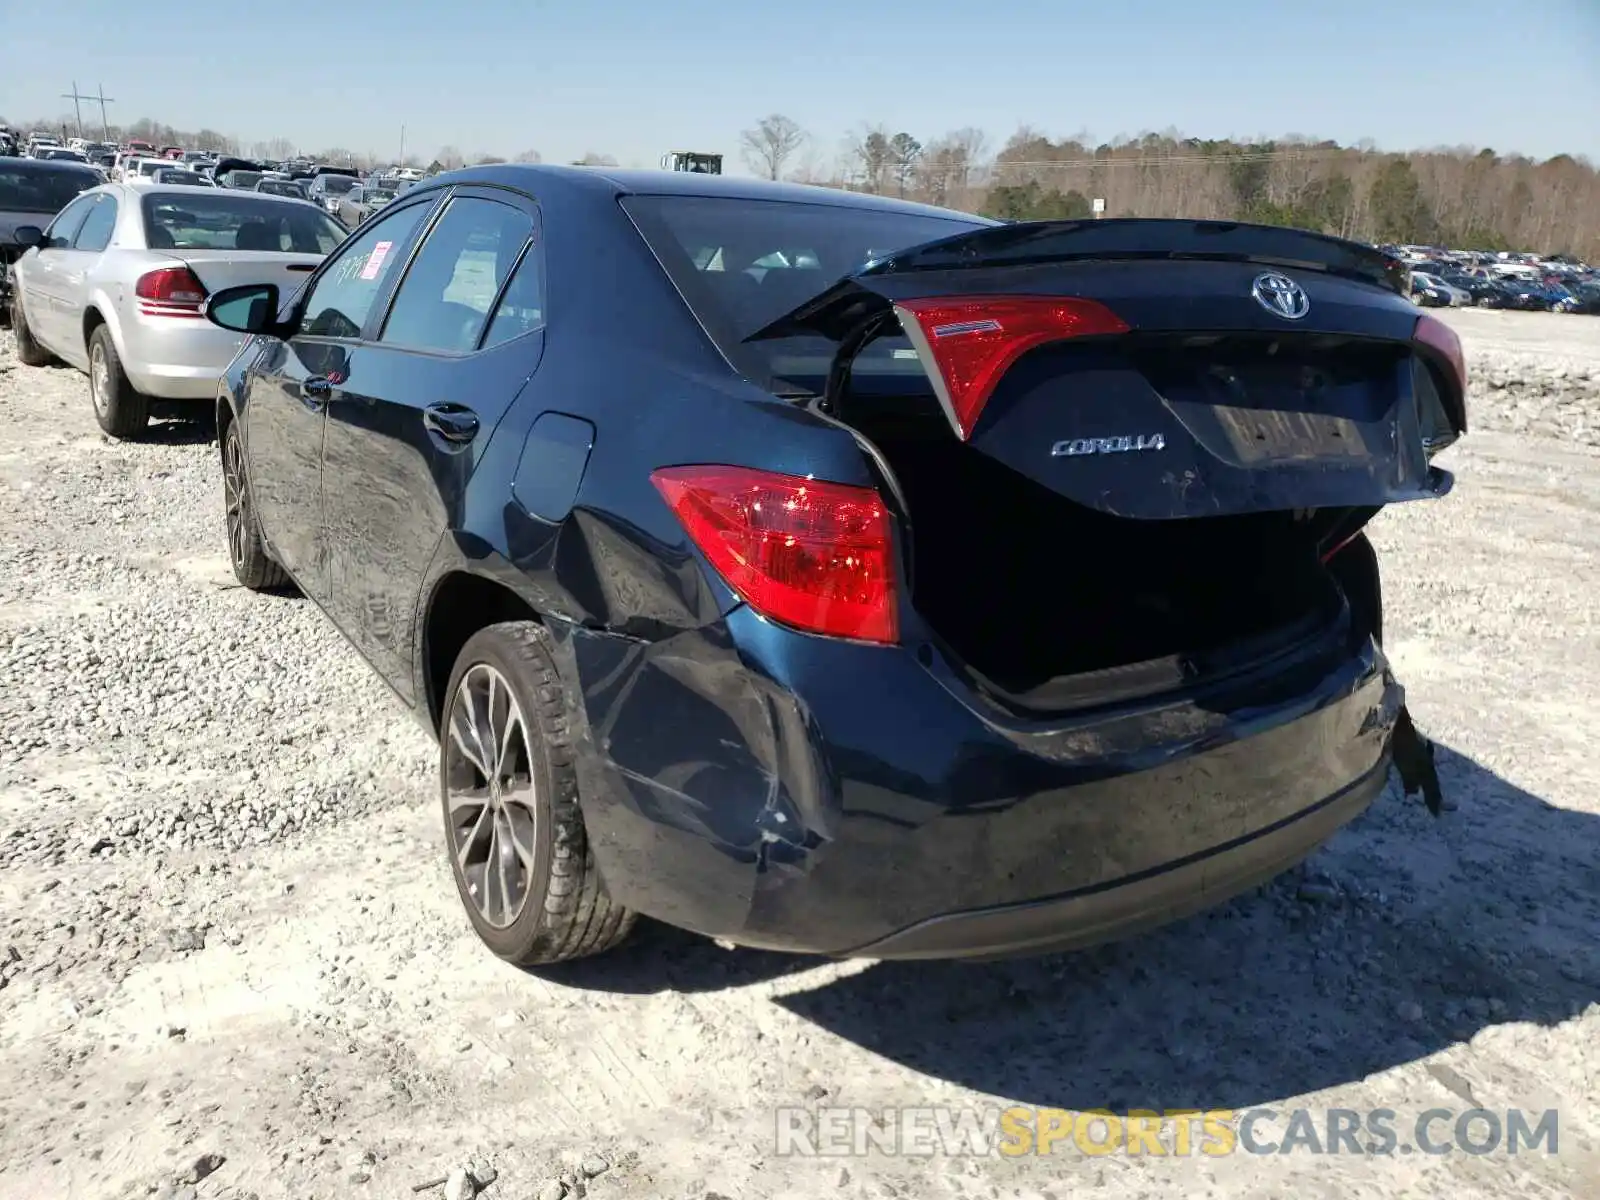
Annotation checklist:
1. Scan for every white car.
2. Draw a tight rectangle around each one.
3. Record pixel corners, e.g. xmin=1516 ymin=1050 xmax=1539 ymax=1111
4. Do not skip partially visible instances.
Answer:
xmin=8 ymin=183 xmax=348 ymax=439
xmin=124 ymin=158 xmax=180 ymax=187
xmin=151 ymin=167 xmax=216 ymax=188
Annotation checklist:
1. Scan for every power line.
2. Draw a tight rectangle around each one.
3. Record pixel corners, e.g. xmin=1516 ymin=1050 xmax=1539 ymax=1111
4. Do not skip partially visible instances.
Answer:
xmin=60 ymin=81 xmax=115 ymax=142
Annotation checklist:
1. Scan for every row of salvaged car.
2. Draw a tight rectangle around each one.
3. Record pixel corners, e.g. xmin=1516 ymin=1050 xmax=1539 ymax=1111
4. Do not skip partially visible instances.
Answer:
xmin=1408 ymin=267 xmax=1600 ymax=312
xmin=106 ymin=157 xmax=414 ymax=231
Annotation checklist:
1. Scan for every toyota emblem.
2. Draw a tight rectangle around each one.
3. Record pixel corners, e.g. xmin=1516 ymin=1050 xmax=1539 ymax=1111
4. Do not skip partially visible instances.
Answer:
xmin=1251 ymin=272 xmax=1310 ymax=320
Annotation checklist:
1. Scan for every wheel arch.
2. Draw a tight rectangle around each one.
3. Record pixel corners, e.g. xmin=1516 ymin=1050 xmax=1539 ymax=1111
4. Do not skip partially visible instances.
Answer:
xmin=420 ymin=567 xmax=546 ymax=736
xmin=81 ymin=291 xmax=128 ymax=361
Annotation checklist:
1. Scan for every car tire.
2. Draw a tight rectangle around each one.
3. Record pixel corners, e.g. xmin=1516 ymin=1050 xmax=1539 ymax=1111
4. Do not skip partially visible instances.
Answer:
xmin=11 ymin=294 xmax=53 ymax=367
xmin=440 ymin=621 xmax=636 ymax=966
xmin=87 ymin=325 xmax=150 ymax=440
xmin=1328 ymin=532 xmax=1382 ymax=648
xmin=220 ymin=417 xmax=290 ymax=591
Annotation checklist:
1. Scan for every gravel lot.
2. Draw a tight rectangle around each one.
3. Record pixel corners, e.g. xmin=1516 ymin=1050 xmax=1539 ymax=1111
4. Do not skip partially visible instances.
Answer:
xmin=1 ymin=308 xmax=1597 ymax=1200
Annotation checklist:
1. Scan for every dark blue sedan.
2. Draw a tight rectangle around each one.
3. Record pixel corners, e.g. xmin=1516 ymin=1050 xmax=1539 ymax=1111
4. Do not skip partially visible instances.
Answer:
xmin=201 ymin=166 xmax=1463 ymax=965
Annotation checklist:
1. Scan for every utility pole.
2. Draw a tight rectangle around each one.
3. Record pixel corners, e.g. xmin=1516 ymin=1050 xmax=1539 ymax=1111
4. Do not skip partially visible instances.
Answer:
xmin=60 ymin=82 xmax=115 ymax=143
xmin=61 ymin=81 xmax=85 ymax=139
xmin=399 ymin=125 xmax=406 ymax=167
xmin=96 ymin=84 xmax=114 ymax=142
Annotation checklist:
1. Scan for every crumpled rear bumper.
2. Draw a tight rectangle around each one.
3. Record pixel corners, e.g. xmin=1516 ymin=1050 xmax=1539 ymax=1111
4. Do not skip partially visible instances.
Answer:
xmin=553 ymin=605 xmax=1405 ymax=959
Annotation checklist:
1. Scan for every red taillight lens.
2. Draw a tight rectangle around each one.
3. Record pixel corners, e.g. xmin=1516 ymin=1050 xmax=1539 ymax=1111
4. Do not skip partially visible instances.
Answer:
xmin=894 ymin=295 xmax=1130 ymax=440
xmin=1413 ymin=312 xmax=1466 ymax=400
xmin=651 ymin=465 xmax=898 ymax=644
xmin=135 ymin=266 xmax=208 ymax=318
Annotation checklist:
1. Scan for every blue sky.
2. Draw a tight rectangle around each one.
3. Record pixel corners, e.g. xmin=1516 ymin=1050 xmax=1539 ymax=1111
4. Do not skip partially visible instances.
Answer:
xmin=7 ymin=0 xmax=1598 ymax=169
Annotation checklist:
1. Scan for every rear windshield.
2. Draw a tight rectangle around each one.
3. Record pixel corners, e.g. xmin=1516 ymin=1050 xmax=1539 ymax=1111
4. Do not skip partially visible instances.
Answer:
xmin=620 ymin=194 xmax=986 ymax=394
xmin=224 ymin=171 xmax=264 ymax=189
xmin=320 ymin=175 xmax=358 ymax=195
xmin=257 ymin=180 xmax=307 ymax=198
xmin=140 ymin=192 xmax=348 ymax=254
xmin=0 ymin=165 xmax=97 ymax=212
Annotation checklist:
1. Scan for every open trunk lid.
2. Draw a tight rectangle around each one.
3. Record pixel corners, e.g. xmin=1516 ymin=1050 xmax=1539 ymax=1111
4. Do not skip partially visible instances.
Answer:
xmin=152 ymin=249 xmax=323 ymax=296
xmin=748 ymin=218 xmax=1466 ymax=521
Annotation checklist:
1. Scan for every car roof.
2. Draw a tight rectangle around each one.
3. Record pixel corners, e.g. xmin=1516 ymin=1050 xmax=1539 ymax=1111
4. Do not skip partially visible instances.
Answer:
xmin=412 ymin=163 xmax=994 ymax=223
xmin=2 ymin=157 xmax=101 ymax=179
xmin=127 ymin=183 xmax=326 ymax=210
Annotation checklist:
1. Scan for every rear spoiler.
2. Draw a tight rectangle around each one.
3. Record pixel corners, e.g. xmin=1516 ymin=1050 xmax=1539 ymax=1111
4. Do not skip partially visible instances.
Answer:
xmin=747 ymin=218 xmax=1411 ymax=343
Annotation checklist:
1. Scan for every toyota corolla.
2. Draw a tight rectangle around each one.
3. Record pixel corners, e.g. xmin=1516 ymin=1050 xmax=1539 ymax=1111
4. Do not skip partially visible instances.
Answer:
xmin=199 ymin=166 xmax=1460 ymax=966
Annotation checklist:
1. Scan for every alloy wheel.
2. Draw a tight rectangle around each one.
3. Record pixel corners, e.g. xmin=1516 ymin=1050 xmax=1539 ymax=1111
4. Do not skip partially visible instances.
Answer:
xmin=221 ymin=431 xmax=249 ymax=570
xmin=444 ymin=663 xmax=539 ymax=929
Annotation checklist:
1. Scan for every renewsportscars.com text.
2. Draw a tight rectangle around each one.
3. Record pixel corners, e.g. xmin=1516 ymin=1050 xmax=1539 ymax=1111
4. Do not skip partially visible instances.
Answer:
xmin=774 ymin=1106 xmax=1560 ymax=1158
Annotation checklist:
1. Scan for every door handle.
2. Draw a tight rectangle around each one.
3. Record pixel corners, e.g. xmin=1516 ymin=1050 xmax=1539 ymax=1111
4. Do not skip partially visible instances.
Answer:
xmin=423 ymin=404 xmax=480 ymax=445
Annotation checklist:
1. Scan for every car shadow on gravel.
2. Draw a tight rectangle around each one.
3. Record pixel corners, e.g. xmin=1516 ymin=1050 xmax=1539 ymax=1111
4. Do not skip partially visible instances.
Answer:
xmin=555 ymin=744 xmax=1598 ymax=1112
xmin=141 ymin=401 xmax=217 ymax=445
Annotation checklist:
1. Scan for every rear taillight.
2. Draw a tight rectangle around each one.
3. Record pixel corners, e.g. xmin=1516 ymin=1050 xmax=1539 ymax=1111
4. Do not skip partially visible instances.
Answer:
xmin=894 ymin=295 xmax=1130 ymax=441
xmin=651 ymin=465 xmax=898 ymax=644
xmin=135 ymin=266 xmax=208 ymax=318
xmin=1413 ymin=312 xmax=1466 ymax=401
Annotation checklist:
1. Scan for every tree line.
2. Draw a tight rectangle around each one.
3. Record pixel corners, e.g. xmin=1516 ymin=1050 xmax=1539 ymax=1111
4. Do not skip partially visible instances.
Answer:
xmin=742 ymin=115 xmax=1600 ymax=258
xmin=11 ymin=108 xmax=1596 ymax=258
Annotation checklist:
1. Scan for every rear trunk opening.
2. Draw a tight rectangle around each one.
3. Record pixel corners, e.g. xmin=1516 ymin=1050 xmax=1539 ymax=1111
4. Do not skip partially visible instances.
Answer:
xmin=617 ymin=202 xmax=1464 ymax=710
xmin=844 ymin=389 xmax=1356 ymax=709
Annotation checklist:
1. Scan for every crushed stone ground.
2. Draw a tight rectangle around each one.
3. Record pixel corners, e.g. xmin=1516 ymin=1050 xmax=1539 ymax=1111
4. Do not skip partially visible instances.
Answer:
xmin=0 ymin=307 xmax=1596 ymax=1199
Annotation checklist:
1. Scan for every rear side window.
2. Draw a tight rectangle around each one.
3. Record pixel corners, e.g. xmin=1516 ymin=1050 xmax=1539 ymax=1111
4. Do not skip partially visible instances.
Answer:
xmin=620 ymin=195 xmax=984 ymax=393
xmin=378 ymin=197 xmax=534 ymax=354
xmin=482 ymin=242 xmax=544 ymax=349
xmin=73 ymin=196 xmax=118 ymax=252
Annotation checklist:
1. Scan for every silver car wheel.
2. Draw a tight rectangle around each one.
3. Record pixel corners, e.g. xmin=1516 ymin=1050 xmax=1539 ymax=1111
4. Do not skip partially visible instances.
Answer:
xmin=221 ymin=429 xmax=248 ymax=570
xmin=444 ymin=663 xmax=539 ymax=930
xmin=89 ymin=342 xmax=110 ymax=415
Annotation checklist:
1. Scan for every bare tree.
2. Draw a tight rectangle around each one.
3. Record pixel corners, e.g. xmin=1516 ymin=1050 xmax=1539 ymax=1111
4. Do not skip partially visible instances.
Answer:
xmin=740 ymin=114 xmax=808 ymax=180
xmin=947 ymin=126 xmax=988 ymax=191
xmin=435 ymin=145 xmax=465 ymax=170
xmin=473 ymin=153 xmax=507 ymax=165
xmin=513 ymin=148 xmax=543 ymax=163
xmin=574 ymin=152 xmax=618 ymax=166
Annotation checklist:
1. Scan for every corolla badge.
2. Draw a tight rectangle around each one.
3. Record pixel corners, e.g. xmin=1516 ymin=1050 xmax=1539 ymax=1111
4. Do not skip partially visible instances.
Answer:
xmin=1051 ymin=433 xmax=1166 ymax=457
xmin=1251 ymin=271 xmax=1310 ymax=319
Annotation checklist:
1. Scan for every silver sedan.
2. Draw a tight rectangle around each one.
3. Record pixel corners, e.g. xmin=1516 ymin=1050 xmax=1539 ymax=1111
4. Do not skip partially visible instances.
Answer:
xmin=8 ymin=182 xmax=348 ymax=438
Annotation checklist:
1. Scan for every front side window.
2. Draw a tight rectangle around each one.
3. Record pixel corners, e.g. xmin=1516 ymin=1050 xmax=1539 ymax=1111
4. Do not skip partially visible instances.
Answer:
xmin=43 ymin=191 xmax=100 ymax=246
xmin=73 ymin=196 xmax=118 ymax=252
xmin=378 ymin=197 xmax=533 ymax=354
xmin=298 ymin=201 xmax=432 ymax=339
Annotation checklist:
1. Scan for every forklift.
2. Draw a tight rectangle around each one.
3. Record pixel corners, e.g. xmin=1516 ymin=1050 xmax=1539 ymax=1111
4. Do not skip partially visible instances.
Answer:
xmin=660 ymin=151 xmax=722 ymax=174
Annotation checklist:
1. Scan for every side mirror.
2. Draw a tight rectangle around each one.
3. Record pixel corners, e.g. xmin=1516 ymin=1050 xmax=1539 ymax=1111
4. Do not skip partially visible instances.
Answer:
xmin=12 ymin=225 xmax=44 ymax=248
xmin=204 ymin=283 xmax=282 ymax=335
